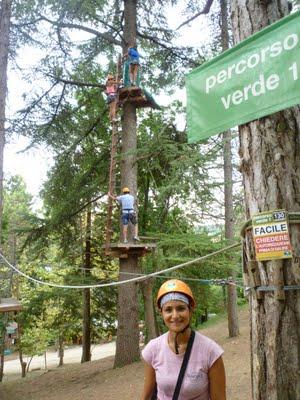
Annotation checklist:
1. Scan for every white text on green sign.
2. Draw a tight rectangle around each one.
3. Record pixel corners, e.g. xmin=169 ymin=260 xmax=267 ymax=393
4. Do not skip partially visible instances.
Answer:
xmin=186 ymin=11 xmax=300 ymax=142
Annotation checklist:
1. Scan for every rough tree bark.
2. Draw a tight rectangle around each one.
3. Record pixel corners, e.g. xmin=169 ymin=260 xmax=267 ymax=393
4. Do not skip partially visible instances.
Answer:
xmin=81 ymin=208 xmax=91 ymax=363
xmin=0 ymin=0 xmax=12 ymax=383
xmin=220 ymin=0 xmax=239 ymax=338
xmin=0 ymin=0 xmax=10 ymax=243
xmin=231 ymin=1 xmax=300 ymax=398
xmin=17 ymin=319 xmax=27 ymax=378
xmin=114 ymin=0 xmax=141 ymax=367
xmin=58 ymin=336 xmax=64 ymax=367
xmin=140 ymin=279 xmax=158 ymax=341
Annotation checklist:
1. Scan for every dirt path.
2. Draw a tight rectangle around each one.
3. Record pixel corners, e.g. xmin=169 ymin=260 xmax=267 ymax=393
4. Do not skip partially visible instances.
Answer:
xmin=0 ymin=307 xmax=251 ymax=400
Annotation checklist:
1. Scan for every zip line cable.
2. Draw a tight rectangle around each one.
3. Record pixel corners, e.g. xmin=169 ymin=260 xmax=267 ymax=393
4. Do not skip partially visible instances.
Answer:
xmin=0 ymin=242 xmax=240 ymax=290
xmin=15 ymin=264 xmax=244 ymax=286
xmin=119 ymin=271 xmax=244 ymax=286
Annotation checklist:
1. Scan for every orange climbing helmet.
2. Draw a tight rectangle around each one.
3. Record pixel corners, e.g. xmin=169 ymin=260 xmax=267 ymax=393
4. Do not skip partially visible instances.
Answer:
xmin=122 ymin=187 xmax=130 ymax=193
xmin=156 ymin=279 xmax=195 ymax=309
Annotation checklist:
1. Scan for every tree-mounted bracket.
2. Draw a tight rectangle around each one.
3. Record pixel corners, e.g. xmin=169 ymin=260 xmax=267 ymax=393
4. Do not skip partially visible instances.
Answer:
xmin=246 ymin=260 xmax=263 ymax=300
xmin=245 ymin=260 xmax=287 ymax=300
xmin=104 ymin=242 xmax=156 ymax=258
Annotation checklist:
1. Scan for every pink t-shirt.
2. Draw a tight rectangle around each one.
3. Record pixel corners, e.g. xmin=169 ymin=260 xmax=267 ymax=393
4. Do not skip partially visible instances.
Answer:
xmin=142 ymin=331 xmax=224 ymax=400
xmin=106 ymin=83 xmax=117 ymax=95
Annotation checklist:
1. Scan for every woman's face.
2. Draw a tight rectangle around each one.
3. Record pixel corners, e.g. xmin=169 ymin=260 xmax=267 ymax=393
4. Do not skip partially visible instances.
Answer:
xmin=161 ymin=300 xmax=192 ymax=333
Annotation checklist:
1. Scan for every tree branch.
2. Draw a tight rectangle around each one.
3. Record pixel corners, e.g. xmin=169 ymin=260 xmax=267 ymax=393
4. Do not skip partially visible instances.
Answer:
xmin=47 ymin=75 xmax=106 ymax=90
xmin=69 ymin=193 xmax=107 ymax=218
xmin=62 ymin=109 xmax=107 ymax=158
xmin=38 ymin=14 xmax=122 ymax=47
xmin=11 ymin=18 xmax=44 ymax=28
xmin=137 ymin=30 xmax=198 ymax=66
xmin=42 ymin=83 xmax=67 ymax=138
xmin=18 ymin=81 xmax=59 ymax=121
xmin=176 ymin=0 xmax=215 ymax=30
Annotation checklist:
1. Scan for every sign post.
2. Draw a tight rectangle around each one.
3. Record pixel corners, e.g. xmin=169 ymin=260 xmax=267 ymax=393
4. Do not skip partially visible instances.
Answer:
xmin=186 ymin=11 xmax=300 ymax=142
xmin=252 ymin=210 xmax=292 ymax=261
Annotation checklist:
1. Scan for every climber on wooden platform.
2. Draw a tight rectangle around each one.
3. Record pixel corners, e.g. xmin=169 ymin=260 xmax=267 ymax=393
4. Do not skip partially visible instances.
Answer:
xmin=105 ymin=73 xmax=120 ymax=122
xmin=120 ymin=45 xmax=160 ymax=109
xmin=124 ymin=44 xmax=140 ymax=86
xmin=109 ymin=187 xmax=140 ymax=244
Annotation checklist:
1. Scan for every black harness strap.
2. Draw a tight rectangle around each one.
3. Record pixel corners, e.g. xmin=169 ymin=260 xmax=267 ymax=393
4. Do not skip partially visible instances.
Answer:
xmin=151 ymin=385 xmax=157 ymax=400
xmin=151 ymin=330 xmax=195 ymax=400
xmin=172 ymin=330 xmax=195 ymax=400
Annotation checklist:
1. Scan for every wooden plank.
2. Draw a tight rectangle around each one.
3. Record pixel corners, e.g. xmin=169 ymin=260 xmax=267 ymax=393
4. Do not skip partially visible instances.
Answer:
xmin=103 ymin=243 xmax=156 ymax=259
xmin=106 ymin=242 xmax=156 ymax=249
xmin=119 ymin=87 xmax=142 ymax=99
xmin=0 ymin=298 xmax=23 ymax=313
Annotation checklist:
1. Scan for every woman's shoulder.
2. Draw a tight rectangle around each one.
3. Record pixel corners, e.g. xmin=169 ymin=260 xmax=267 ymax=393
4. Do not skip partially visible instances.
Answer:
xmin=194 ymin=331 xmax=223 ymax=351
xmin=142 ymin=332 xmax=168 ymax=353
xmin=193 ymin=331 xmax=224 ymax=370
xmin=145 ymin=332 xmax=167 ymax=348
xmin=141 ymin=332 xmax=168 ymax=363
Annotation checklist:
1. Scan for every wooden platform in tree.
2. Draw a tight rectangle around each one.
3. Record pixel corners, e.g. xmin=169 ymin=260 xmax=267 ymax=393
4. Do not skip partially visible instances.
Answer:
xmin=104 ymin=242 xmax=156 ymax=258
xmin=118 ymin=86 xmax=155 ymax=108
xmin=0 ymin=298 xmax=23 ymax=313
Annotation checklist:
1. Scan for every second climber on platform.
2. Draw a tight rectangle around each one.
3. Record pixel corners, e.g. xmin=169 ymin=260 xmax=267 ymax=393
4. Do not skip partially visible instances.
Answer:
xmin=125 ymin=44 xmax=140 ymax=86
xmin=109 ymin=187 xmax=140 ymax=244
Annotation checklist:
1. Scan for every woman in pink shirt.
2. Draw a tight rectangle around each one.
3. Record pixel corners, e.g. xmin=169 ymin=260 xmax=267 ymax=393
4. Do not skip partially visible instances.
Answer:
xmin=105 ymin=74 xmax=119 ymax=121
xmin=141 ymin=279 xmax=226 ymax=400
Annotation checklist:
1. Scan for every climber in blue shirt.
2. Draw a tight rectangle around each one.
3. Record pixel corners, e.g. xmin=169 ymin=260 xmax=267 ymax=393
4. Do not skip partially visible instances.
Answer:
xmin=125 ymin=44 xmax=140 ymax=86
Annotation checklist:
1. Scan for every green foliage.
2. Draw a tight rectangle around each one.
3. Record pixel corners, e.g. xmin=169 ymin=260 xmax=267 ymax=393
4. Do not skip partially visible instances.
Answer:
xmin=92 ymin=286 xmax=118 ymax=339
xmin=140 ymin=229 xmax=241 ymax=332
xmin=5 ymin=0 xmax=245 ymax=355
xmin=2 ymin=175 xmax=35 ymax=246
xmin=20 ymin=323 xmax=53 ymax=357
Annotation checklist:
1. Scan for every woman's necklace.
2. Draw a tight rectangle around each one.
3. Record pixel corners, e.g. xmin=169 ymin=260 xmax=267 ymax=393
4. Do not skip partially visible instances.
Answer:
xmin=168 ymin=333 xmax=188 ymax=354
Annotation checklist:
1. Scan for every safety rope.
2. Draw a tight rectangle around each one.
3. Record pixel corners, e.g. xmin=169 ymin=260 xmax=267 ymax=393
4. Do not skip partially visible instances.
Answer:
xmin=245 ymin=285 xmax=300 ymax=292
xmin=119 ymin=271 xmax=244 ymax=287
xmin=0 ymin=242 xmax=240 ymax=290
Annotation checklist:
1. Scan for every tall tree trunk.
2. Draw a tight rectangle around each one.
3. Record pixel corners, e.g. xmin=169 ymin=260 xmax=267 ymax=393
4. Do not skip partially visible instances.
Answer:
xmin=58 ymin=336 xmax=64 ymax=367
xmin=0 ymin=0 xmax=10 ymax=246
xmin=0 ymin=0 xmax=12 ymax=382
xmin=81 ymin=209 xmax=92 ymax=363
xmin=114 ymin=0 xmax=141 ymax=367
xmin=231 ymin=2 xmax=300 ymax=399
xmin=140 ymin=279 xmax=158 ymax=342
xmin=220 ymin=0 xmax=239 ymax=338
xmin=0 ymin=312 xmax=8 ymax=382
xmin=115 ymin=255 xmax=140 ymax=367
xmin=17 ymin=317 xmax=27 ymax=378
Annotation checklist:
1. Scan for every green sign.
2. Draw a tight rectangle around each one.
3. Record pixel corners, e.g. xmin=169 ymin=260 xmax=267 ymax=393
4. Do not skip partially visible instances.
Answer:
xmin=186 ymin=11 xmax=300 ymax=142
